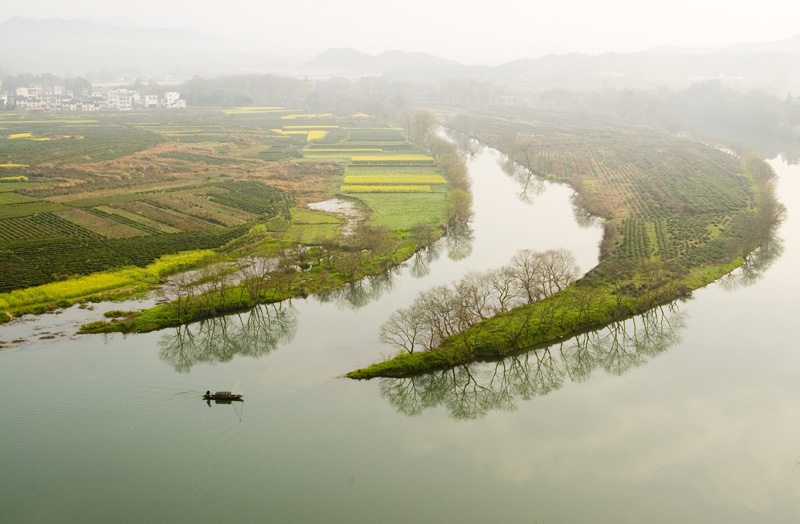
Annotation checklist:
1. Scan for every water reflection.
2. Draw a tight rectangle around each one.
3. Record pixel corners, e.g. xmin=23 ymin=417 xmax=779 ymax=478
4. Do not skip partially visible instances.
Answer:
xmin=446 ymin=222 xmax=474 ymax=261
xmin=570 ymin=192 xmax=600 ymax=228
xmin=447 ymin=129 xmax=485 ymax=158
xmin=315 ymin=266 xmax=402 ymax=310
xmin=158 ymin=303 xmax=297 ymax=372
xmin=380 ymin=302 xmax=686 ymax=420
xmin=718 ymin=206 xmax=786 ymax=291
xmin=498 ymin=153 xmax=545 ymax=204
xmin=409 ymin=243 xmax=442 ymax=279
xmin=206 ymin=398 xmax=244 ymax=422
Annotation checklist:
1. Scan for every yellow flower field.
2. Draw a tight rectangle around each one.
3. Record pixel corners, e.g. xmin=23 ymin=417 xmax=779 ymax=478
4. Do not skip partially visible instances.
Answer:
xmin=8 ymin=133 xmax=32 ymax=139
xmin=223 ymin=107 xmax=285 ymax=114
xmin=271 ymin=129 xmax=310 ymax=136
xmin=351 ymin=155 xmax=435 ymax=162
xmin=344 ymin=175 xmax=447 ymax=185
xmin=283 ymin=125 xmax=340 ymax=129
xmin=341 ymin=185 xmax=432 ymax=193
xmin=0 ymin=250 xmax=214 ymax=311
xmin=306 ymin=148 xmax=382 ymax=152
xmin=281 ymin=114 xmax=334 ymax=119
xmin=306 ymin=130 xmax=328 ymax=141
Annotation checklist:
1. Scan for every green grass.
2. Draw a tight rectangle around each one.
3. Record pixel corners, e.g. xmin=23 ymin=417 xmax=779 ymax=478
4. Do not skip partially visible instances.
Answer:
xmin=0 ymin=250 xmax=215 ymax=312
xmin=284 ymin=208 xmax=342 ymax=242
xmin=0 ymin=201 xmax=69 ymax=218
xmin=0 ymin=123 xmax=163 ymax=166
xmin=0 ymin=192 xmax=40 ymax=205
xmin=354 ymin=193 xmax=447 ymax=230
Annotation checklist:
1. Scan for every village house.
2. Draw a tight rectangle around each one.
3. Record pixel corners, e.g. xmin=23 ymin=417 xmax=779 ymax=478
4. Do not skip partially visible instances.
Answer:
xmin=1 ymin=81 xmax=185 ymax=112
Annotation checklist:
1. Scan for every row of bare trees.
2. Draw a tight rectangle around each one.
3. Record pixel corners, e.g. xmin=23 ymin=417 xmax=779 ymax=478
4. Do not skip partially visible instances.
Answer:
xmin=161 ymin=222 xmax=404 ymax=318
xmin=379 ymin=248 xmax=580 ymax=354
xmin=380 ymin=302 xmax=685 ymax=419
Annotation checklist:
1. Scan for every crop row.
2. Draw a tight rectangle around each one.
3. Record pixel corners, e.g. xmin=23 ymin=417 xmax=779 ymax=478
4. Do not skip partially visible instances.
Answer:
xmin=120 ymin=200 xmax=220 ymax=232
xmin=0 ymin=125 xmax=163 ymax=165
xmin=0 ymin=213 xmax=102 ymax=243
xmin=208 ymin=180 xmax=294 ymax=217
xmin=0 ymin=226 xmax=248 ymax=293
xmin=341 ymin=185 xmax=432 ymax=193
xmin=343 ymin=175 xmax=447 ymax=185
xmin=85 ymin=208 xmax=166 ymax=235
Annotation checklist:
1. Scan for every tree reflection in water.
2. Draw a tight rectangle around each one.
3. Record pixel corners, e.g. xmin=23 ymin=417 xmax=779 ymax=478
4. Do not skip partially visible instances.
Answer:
xmin=718 ymin=214 xmax=785 ymax=290
xmin=158 ymin=303 xmax=297 ymax=372
xmin=380 ymin=302 xmax=686 ymax=420
xmin=409 ymin=242 xmax=442 ymax=279
xmin=446 ymin=222 xmax=474 ymax=261
xmin=498 ymin=153 xmax=545 ymax=205
xmin=446 ymin=128 xmax=484 ymax=159
xmin=315 ymin=265 xmax=402 ymax=311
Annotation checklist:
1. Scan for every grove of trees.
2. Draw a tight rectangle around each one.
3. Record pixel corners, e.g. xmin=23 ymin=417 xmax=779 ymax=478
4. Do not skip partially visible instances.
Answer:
xmin=379 ymin=248 xmax=579 ymax=354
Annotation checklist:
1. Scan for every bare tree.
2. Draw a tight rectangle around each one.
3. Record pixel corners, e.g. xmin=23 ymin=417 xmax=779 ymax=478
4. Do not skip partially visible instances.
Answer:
xmin=539 ymin=249 xmax=580 ymax=296
xmin=240 ymin=256 xmax=278 ymax=303
xmin=162 ymin=271 xmax=198 ymax=317
xmin=510 ymin=249 xmax=545 ymax=304
xmin=486 ymin=266 xmax=521 ymax=314
xmin=455 ymin=270 xmax=495 ymax=323
xmin=379 ymin=307 xmax=425 ymax=354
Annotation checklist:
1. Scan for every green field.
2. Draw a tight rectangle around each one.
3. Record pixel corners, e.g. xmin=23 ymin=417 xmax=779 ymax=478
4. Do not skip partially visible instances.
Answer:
xmin=0 ymin=109 xmax=450 ymax=315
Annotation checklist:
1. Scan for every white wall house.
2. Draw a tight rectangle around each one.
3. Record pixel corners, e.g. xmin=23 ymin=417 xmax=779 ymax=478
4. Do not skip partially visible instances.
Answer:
xmin=163 ymin=91 xmax=180 ymax=107
xmin=4 ymin=84 xmax=186 ymax=112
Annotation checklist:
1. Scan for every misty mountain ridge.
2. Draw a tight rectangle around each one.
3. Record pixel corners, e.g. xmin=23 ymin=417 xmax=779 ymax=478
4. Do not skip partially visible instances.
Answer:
xmin=0 ymin=16 xmax=216 ymax=50
xmin=301 ymin=48 xmax=462 ymax=74
xmin=2 ymin=16 xmax=800 ymax=94
xmin=0 ymin=17 xmax=309 ymax=79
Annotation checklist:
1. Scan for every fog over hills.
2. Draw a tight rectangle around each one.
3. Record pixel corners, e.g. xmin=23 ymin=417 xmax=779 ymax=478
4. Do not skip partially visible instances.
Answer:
xmin=0 ymin=17 xmax=309 ymax=78
xmin=2 ymin=16 xmax=799 ymax=94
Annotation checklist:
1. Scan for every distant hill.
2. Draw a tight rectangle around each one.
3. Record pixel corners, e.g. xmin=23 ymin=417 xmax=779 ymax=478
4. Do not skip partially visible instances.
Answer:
xmin=486 ymin=33 xmax=800 ymax=92
xmin=0 ymin=16 xmax=215 ymax=50
xmin=301 ymin=48 xmax=463 ymax=75
xmin=2 ymin=17 xmax=799 ymax=94
xmin=0 ymin=17 xmax=307 ymax=79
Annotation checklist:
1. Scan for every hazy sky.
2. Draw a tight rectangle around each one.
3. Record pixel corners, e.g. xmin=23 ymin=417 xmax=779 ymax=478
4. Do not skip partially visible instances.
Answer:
xmin=3 ymin=0 xmax=800 ymax=65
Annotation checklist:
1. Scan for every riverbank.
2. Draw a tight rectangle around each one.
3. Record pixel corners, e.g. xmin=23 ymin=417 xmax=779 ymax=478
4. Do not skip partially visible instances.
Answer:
xmin=78 ymin=240 xmax=420 ymax=334
xmin=347 ymin=259 xmax=741 ymax=379
xmin=0 ymin=250 xmax=215 ymax=323
xmin=347 ymin=109 xmax=784 ymax=379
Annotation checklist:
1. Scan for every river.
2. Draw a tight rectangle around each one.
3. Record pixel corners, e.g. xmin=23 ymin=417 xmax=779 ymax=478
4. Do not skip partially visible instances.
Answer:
xmin=1 ymin=142 xmax=798 ymax=523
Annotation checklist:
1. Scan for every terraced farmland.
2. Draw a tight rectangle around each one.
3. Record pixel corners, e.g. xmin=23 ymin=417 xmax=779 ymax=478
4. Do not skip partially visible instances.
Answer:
xmin=449 ymin=107 xmax=759 ymax=280
xmin=298 ymin=126 xmax=449 ymax=229
xmin=0 ymin=110 xmax=451 ymax=297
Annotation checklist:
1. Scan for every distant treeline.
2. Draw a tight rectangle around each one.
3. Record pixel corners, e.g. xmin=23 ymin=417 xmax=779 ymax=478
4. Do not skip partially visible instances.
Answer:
xmin=1 ymin=73 xmax=91 ymax=94
xmin=178 ymin=74 xmax=799 ymax=154
xmin=180 ymin=75 xmax=309 ymax=107
xmin=528 ymin=81 xmax=800 ymax=161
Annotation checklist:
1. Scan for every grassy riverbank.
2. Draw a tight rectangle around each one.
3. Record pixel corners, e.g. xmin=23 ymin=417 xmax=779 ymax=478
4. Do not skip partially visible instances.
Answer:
xmin=78 ymin=241 xmax=419 ymax=334
xmin=347 ymin=108 xmax=783 ymax=379
xmin=0 ymin=250 xmax=214 ymax=320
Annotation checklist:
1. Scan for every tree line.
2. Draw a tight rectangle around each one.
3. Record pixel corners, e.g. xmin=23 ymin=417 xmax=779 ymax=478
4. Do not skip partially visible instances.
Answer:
xmin=379 ymin=248 xmax=579 ymax=354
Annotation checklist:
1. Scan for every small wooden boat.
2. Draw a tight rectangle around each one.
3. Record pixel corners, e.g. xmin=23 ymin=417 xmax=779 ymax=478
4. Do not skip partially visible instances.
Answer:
xmin=203 ymin=377 xmax=243 ymax=400
xmin=203 ymin=391 xmax=243 ymax=400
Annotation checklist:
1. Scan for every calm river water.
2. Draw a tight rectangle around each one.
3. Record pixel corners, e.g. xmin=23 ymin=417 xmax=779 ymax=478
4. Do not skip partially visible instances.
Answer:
xmin=1 ymin=143 xmax=799 ymax=523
